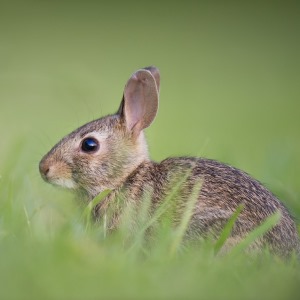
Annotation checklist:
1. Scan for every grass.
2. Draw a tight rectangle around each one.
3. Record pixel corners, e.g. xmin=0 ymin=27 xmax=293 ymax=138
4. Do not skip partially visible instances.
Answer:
xmin=0 ymin=142 xmax=300 ymax=300
xmin=1 ymin=1 xmax=300 ymax=299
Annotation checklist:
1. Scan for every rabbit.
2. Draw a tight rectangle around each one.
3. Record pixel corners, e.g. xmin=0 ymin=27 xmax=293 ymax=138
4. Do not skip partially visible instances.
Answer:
xmin=39 ymin=66 xmax=300 ymax=257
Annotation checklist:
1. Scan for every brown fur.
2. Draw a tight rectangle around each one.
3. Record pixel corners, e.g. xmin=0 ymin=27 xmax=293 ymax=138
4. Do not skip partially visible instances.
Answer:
xmin=39 ymin=66 xmax=300 ymax=257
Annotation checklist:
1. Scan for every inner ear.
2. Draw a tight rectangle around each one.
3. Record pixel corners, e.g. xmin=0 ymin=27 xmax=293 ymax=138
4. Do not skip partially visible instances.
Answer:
xmin=144 ymin=66 xmax=160 ymax=93
xmin=118 ymin=69 xmax=159 ymax=137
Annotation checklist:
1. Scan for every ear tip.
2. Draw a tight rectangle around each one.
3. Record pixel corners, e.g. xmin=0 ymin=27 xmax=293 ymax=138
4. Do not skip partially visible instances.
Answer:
xmin=142 ymin=66 xmax=160 ymax=93
xmin=144 ymin=66 xmax=160 ymax=75
xmin=133 ymin=66 xmax=160 ymax=80
xmin=132 ymin=69 xmax=154 ymax=83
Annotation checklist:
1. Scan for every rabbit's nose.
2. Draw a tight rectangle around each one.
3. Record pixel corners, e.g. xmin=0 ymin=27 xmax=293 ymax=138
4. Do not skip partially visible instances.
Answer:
xmin=39 ymin=160 xmax=50 ymax=180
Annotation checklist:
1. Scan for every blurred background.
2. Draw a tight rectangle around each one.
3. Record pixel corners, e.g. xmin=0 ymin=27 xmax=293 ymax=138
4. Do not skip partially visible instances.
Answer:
xmin=0 ymin=1 xmax=300 ymax=299
xmin=0 ymin=0 xmax=299 ymax=211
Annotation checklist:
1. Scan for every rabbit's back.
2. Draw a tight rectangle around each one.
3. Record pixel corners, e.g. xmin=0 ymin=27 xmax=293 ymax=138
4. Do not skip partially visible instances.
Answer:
xmin=166 ymin=158 xmax=298 ymax=255
xmin=105 ymin=157 xmax=299 ymax=256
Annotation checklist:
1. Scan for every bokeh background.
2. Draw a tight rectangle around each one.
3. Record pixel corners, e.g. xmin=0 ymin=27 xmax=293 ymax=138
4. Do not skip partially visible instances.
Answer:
xmin=1 ymin=1 xmax=300 ymax=299
xmin=1 ymin=0 xmax=299 ymax=210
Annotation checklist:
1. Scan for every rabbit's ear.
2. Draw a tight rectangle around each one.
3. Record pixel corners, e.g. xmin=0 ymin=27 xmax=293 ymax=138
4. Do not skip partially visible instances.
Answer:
xmin=118 ymin=68 xmax=159 ymax=137
xmin=144 ymin=66 xmax=160 ymax=93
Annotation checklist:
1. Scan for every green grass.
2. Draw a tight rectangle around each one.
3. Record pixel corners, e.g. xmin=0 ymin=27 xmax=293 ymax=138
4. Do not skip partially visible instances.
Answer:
xmin=1 ymin=139 xmax=300 ymax=300
xmin=1 ymin=1 xmax=300 ymax=299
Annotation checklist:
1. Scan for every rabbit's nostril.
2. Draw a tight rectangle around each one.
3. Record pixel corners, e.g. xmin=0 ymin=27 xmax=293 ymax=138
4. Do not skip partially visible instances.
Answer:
xmin=39 ymin=161 xmax=50 ymax=178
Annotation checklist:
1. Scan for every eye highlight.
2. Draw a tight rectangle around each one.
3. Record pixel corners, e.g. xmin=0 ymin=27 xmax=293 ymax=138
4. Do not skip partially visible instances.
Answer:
xmin=81 ymin=137 xmax=99 ymax=153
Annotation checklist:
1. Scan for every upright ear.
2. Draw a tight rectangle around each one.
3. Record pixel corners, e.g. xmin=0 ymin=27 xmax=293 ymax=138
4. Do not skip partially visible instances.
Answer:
xmin=144 ymin=66 xmax=160 ymax=93
xmin=117 ymin=67 xmax=160 ymax=137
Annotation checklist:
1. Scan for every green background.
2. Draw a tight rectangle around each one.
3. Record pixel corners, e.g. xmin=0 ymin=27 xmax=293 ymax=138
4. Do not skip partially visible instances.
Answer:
xmin=0 ymin=1 xmax=300 ymax=299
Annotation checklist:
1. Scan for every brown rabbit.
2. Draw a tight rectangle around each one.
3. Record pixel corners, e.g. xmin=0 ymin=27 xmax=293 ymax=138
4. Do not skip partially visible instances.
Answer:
xmin=39 ymin=66 xmax=299 ymax=257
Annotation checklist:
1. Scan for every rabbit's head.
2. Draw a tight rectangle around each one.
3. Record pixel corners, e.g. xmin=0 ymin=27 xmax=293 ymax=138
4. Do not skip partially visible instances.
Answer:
xmin=39 ymin=67 xmax=160 ymax=200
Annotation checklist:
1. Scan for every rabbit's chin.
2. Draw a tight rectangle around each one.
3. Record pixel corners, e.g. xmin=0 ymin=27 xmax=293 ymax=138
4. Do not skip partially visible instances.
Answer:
xmin=50 ymin=178 xmax=77 ymax=189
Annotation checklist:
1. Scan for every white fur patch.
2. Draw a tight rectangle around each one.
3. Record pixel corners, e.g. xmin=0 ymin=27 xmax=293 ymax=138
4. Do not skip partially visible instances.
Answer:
xmin=52 ymin=178 xmax=76 ymax=189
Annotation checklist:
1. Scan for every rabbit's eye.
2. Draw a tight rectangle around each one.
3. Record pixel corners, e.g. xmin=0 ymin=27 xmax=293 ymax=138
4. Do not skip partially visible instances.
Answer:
xmin=81 ymin=137 xmax=99 ymax=153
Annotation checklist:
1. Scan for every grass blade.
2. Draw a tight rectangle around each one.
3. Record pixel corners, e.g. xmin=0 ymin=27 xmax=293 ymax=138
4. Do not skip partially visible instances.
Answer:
xmin=82 ymin=189 xmax=111 ymax=231
xmin=228 ymin=211 xmax=281 ymax=257
xmin=169 ymin=179 xmax=203 ymax=256
xmin=214 ymin=204 xmax=244 ymax=255
xmin=137 ymin=169 xmax=192 ymax=235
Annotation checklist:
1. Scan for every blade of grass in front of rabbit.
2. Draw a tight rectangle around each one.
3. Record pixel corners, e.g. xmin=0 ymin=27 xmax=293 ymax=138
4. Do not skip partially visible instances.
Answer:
xmin=228 ymin=211 xmax=281 ymax=257
xmin=169 ymin=178 xmax=203 ymax=257
xmin=82 ymin=189 xmax=111 ymax=232
xmin=214 ymin=204 xmax=244 ymax=255
xmin=118 ymin=194 xmax=139 ymax=244
xmin=126 ymin=169 xmax=192 ymax=255
xmin=142 ymin=170 xmax=191 ymax=230
xmin=125 ymin=188 xmax=153 ymax=256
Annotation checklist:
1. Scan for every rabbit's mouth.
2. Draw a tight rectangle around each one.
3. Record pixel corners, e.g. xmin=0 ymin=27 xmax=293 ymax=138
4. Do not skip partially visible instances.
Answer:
xmin=41 ymin=172 xmax=77 ymax=189
xmin=39 ymin=159 xmax=76 ymax=189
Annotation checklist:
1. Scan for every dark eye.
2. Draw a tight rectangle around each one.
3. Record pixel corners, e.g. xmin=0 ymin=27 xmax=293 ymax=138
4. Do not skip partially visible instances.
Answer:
xmin=81 ymin=137 xmax=99 ymax=153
